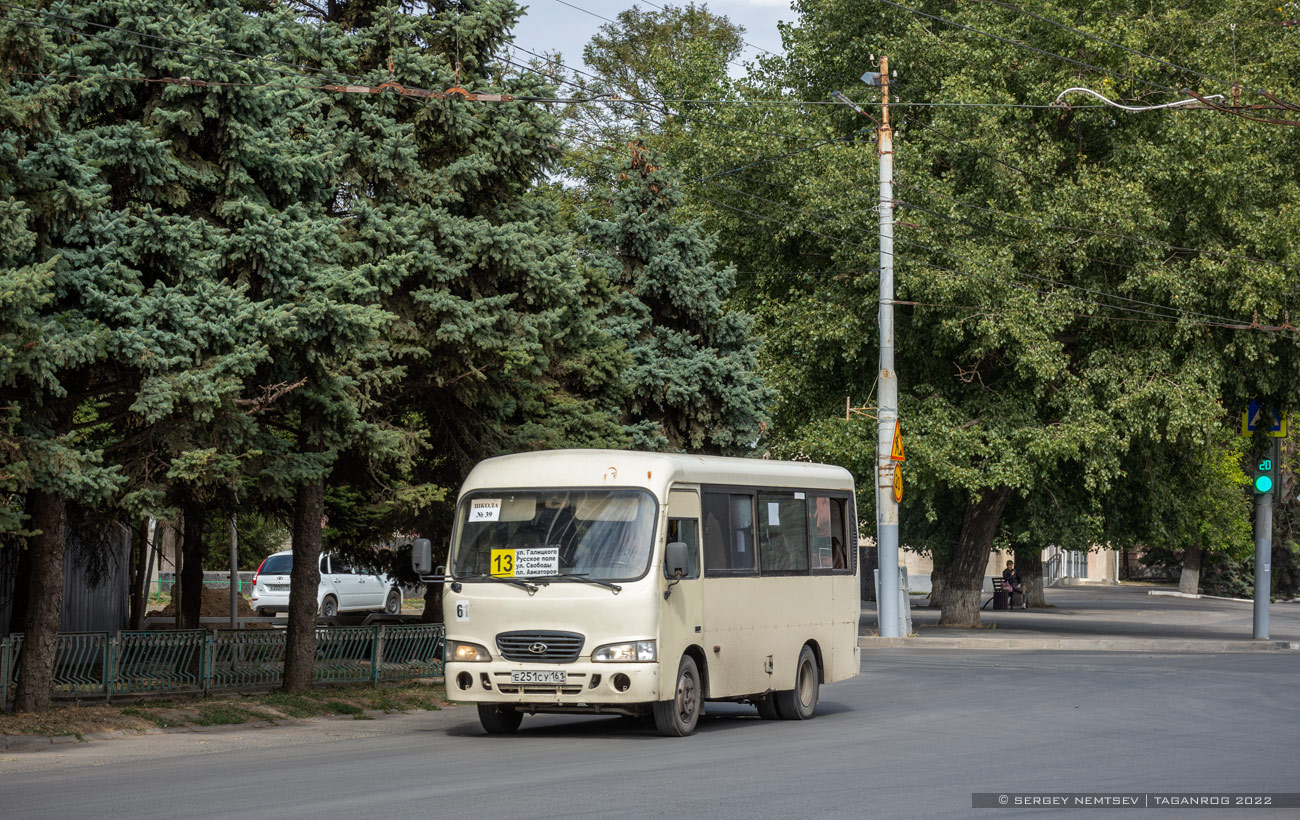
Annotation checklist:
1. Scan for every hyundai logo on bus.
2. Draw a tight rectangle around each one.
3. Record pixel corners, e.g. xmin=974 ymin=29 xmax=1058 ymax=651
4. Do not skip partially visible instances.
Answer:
xmin=529 ymin=643 xmax=549 ymax=655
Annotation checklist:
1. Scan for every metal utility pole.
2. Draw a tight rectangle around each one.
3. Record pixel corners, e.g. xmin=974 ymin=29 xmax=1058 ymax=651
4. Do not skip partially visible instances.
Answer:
xmin=1254 ymin=436 xmax=1279 ymax=639
xmin=878 ymin=57 xmax=899 ymax=641
xmin=875 ymin=58 xmax=901 ymax=638
xmin=832 ymin=58 xmax=901 ymax=637
xmin=876 ymin=58 xmax=901 ymax=638
xmin=229 ymin=514 xmax=240 ymax=629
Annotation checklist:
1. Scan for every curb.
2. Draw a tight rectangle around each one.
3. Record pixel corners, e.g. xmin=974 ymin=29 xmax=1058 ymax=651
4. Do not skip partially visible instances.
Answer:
xmin=859 ymin=637 xmax=1300 ymax=652
xmin=1 ymin=732 xmax=95 ymax=751
xmin=1148 ymin=590 xmax=1258 ymax=603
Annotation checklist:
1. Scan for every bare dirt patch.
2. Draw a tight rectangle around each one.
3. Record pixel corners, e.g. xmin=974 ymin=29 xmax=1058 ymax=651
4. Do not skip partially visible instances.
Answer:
xmin=0 ymin=681 xmax=448 ymax=741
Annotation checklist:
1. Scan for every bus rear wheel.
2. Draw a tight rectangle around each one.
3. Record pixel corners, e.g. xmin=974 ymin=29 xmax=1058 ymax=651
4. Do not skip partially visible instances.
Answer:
xmin=775 ymin=645 xmax=819 ymax=720
xmin=654 ymin=655 xmax=701 ymax=737
xmin=478 ymin=704 xmax=523 ymax=734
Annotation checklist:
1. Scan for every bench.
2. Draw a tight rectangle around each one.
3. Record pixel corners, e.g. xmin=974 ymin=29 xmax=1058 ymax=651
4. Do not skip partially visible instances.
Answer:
xmin=981 ymin=578 xmax=1018 ymax=610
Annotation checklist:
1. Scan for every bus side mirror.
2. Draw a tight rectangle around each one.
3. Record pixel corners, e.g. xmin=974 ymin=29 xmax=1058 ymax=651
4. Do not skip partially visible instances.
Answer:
xmin=665 ymin=541 xmax=689 ymax=578
xmin=412 ymin=538 xmax=432 ymax=575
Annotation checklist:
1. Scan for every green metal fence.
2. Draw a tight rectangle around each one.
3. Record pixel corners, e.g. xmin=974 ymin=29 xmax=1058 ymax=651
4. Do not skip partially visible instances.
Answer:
xmin=209 ymin=629 xmax=287 ymax=693
xmin=116 ymin=630 xmax=206 ymax=697
xmin=0 ymin=625 xmax=443 ymax=710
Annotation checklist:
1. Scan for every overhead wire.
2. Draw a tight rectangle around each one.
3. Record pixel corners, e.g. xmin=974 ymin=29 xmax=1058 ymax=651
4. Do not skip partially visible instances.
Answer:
xmin=550 ymin=117 xmax=1278 ymax=333
xmin=548 ymin=0 xmax=770 ymax=77
xmin=736 ymin=171 xmax=1270 ymax=328
xmin=2 ymin=6 xmax=1209 ymax=115
xmin=501 ymin=42 xmax=868 ymax=197
xmin=688 ymin=131 xmax=870 ymax=183
xmin=975 ymin=0 xmax=1300 ymax=111
xmin=0 ymin=5 xmax=357 ymax=86
xmin=900 ymin=255 xmax=1284 ymax=332
xmin=632 ymin=0 xmax=782 ymax=58
xmin=889 ymin=230 xmax=1256 ymax=327
xmin=901 ymin=117 xmax=1057 ymax=184
xmin=504 ymin=42 xmax=828 ymax=141
xmin=0 ymin=1 xmax=369 ymax=85
xmin=875 ymin=0 xmax=1184 ymax=95
xmin=3 ymin=4 xmax=1290 ymax=334
xmin=897 ymin=194 xmax=1179 ymax=282
xmin=896 ymin=177 xmax=1297 ymax=271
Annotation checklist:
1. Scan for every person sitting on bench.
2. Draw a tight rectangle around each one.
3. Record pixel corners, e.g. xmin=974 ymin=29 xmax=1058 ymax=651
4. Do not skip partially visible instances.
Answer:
xmin=1002 ymin=560 xmax=1027 ymax=609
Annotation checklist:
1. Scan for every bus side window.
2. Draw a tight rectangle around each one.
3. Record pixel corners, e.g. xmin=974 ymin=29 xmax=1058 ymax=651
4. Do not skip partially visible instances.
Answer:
xmin=809 ymin=495 xmax=848 ymax=570
xmin=758 ymin=493 xmax=809 ymax=574
xmin=665 ymin=518 xmax=700 ymax=579
xmin=703 ymin=491 xmax=756 ymax=573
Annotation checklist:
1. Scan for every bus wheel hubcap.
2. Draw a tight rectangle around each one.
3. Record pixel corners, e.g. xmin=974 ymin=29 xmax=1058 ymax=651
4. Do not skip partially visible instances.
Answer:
xmin=678 ymin=674 xmax=697 ymax=719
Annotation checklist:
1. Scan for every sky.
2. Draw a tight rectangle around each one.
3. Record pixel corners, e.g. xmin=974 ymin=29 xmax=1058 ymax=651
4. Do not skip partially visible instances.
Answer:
xmin=508 ymin=0 xmax=799 ymax=76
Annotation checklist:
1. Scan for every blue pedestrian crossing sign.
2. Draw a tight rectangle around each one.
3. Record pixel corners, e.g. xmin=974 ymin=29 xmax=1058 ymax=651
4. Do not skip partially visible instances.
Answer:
xmin=1242 ymin=401 xmax=1287 ymax=438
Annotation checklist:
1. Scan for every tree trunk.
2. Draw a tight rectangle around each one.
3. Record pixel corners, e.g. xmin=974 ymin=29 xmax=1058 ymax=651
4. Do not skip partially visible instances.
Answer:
xmin=420 ymin=582 xmax=443 ymax=624
xmin=169 ymin=513 xmax=183 ymax=626
xmin=13 ymin=490 xmax=66 ymax=713
xmin=7 ymin=540 xmax=32 ymax=636
xmin=180 ymin=500 xmax=206 ymax=630
xmin=283 ymin=479 xmax=324 ymax=693
xmin=939 ymin=488 xmax=1013 ymax=627
xmin=128 ymin=518 xmax=148 ymax=629
xmin=1178 ymin=539 xmax=1202 ymax=595
xmin=1020 ymin=549 xmax=1045 ymax=608
xmin=929 ymin=558 xmax=950 ymax=609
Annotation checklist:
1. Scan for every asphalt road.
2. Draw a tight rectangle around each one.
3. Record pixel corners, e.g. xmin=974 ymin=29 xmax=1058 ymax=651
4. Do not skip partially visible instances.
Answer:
xmin=3 ymin=650 xmax=1299 ymax=820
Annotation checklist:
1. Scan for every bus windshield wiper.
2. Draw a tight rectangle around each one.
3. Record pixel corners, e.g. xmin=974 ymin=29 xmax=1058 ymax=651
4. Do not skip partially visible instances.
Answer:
xmin=529 ymin=573 xmax=622 ymax=594
xmin=457 ymin=573 xmax=542 ymax=594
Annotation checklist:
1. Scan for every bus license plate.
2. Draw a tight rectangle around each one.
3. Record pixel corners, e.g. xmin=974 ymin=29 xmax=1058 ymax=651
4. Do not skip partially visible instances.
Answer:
xmin=511 ymin=670 xmax=566 ymax=684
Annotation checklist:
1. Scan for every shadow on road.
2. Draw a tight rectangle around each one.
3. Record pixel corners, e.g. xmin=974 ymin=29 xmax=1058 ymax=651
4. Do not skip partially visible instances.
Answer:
xmin=439 ymin=699 xmax=854 ymax=738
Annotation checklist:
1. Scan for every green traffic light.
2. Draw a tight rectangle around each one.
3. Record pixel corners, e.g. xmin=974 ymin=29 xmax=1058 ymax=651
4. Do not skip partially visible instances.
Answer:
xmin=1255 ymin=474 xmax=1274 ymax=493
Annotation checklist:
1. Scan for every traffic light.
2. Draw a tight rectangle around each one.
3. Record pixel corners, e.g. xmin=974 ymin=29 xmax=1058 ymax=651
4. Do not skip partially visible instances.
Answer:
xmin=1254 ymin=456 xmax=1277 ymax=494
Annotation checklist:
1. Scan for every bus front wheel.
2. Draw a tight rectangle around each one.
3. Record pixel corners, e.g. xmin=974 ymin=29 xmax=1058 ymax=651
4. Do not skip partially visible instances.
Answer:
xmin=774 ymin=645 xmax=819 ymax=720
xmin=654 ymin=655 xmax=702 ymax=737
xmin=478 ymin=704 xmax=523 ymax=734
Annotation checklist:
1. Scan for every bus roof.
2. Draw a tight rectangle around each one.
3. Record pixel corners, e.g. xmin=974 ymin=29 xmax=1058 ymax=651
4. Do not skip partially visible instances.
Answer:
xmin=459 ymin=449 xmax=854 ymax=499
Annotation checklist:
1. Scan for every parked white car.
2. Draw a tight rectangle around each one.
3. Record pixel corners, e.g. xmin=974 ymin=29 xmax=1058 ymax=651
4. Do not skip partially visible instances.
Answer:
xmin=250 ymin=550 xmax=403 ymax=617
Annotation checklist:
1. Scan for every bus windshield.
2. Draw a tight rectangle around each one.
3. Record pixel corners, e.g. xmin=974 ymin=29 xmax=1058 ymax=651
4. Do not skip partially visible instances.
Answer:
xmin=451 ymin=489 xmax=658 ymax=582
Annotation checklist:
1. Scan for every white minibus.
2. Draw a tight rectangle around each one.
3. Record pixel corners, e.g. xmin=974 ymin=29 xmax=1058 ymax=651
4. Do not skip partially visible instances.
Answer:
xmin=413 ymin=449 xmax=861 ymax=737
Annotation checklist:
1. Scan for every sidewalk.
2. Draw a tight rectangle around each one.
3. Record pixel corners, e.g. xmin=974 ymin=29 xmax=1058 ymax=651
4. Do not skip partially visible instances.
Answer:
xmin=859 ymin=583 xmax=1300 ymax=652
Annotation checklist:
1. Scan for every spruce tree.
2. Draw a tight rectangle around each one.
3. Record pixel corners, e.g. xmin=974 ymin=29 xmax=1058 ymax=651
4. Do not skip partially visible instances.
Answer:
xmin=288 ymin=0 xmax=632 ymax=632
xmin=583 ymin=144 xmax=770 ymax=453
xmin=0 ymin=0 xmax=317 ymax=707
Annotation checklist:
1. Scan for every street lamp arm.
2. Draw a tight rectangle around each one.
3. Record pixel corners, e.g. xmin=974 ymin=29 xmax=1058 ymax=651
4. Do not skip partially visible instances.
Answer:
xmin=1051 ymin=86 xmax=1223 ymax=112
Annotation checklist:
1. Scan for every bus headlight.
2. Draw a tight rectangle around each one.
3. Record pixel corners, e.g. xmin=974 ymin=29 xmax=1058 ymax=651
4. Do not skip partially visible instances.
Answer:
xmin=592 ymin=640 xmax=656 ymax=662
xmin=450 ymin=641 xmax=492 ymax=662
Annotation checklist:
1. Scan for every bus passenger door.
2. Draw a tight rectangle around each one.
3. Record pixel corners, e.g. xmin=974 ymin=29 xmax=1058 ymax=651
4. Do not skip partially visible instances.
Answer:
xmin=661 ymin=490 xmax=703 ymax=679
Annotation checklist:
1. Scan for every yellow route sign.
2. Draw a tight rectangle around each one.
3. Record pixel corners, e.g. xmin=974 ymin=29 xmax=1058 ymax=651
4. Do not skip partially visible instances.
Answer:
xmin=490 ymin=549 xmax=515 ymax=577
xmin=892 ymin=463 xmax=903 ymax=503
xmin=890 ymin=419 xmax=905 ymax=462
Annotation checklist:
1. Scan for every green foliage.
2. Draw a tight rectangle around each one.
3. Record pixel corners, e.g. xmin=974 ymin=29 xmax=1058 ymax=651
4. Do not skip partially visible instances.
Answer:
xmin=559 ymin=3 xmax=754 ymax=194
xmin=584 ymin=2 xmax=743 ymax=101
xmin=1112 ymin=430 xmax=1253 ymax=558
xmin=677 ymin=0 xmax=1300 ymax=574
xmin=269 ymin=0 xmax=637 ymax=556
xmin=582 ymin=147 xmax=770 ymax=453
xmin=200 ymin=511 xmax=288 ymax=571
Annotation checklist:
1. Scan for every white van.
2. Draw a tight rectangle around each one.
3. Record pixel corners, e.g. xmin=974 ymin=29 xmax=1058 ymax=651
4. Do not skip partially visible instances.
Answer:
xmin=250 ymin=550 xmax=403 ymax=617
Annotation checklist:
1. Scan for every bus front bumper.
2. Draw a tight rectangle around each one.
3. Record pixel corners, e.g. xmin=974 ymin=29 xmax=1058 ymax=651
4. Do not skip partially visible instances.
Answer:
xmin=446 ymin=661 xmax=663 ymax=711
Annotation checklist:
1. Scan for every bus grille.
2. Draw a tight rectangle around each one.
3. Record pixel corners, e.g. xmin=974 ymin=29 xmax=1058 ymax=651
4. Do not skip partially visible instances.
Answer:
xmin=496 ymin=684 xmax=586 ymax=696
xmin=496 ymin=630 xmax=585 ymax=663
